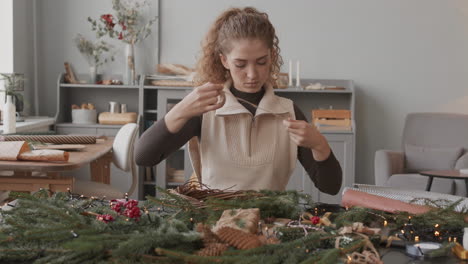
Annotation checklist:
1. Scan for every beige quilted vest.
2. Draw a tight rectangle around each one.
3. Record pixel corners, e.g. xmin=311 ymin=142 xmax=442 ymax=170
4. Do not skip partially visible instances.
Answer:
xmin=188 ymin=80 xmax=297 ymax=191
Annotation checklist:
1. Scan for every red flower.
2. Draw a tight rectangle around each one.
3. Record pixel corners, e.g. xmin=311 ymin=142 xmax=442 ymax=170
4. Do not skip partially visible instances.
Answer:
xmin=101 ymin=14 xmax=115 ymax=29
xmin=119 ymin=21 xmax=127 ymax=31
xmin=118 ymin=32 xmax=123 ymax=40
xmin=311 ymin=216 xmax=321 ymax=225
xmin=96 ymin=214 xmax=115 ymax=223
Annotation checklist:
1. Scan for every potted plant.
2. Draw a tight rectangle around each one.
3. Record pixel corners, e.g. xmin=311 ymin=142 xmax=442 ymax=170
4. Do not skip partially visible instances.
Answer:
xmin=87 ymin=0 xmax=158 ymax=85
xmin=0 ymin=73 xmax=25 ymax=131
xmin=74 ymin=34 xmax=115 ymax=84
xmin=0 ymin=73 xmax=25 ymax=104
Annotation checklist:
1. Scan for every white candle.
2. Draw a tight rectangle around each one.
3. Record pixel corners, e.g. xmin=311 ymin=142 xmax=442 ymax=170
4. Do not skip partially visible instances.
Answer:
xmin=288 ymin=60 xmax=293 ymax=86
xmin=296 ymin=60 xmax=301 ymax=88
xmin=414 ymin=243 xmax=440 ymax=250
xmin=464 ymin=227 xmax=468 ymax=250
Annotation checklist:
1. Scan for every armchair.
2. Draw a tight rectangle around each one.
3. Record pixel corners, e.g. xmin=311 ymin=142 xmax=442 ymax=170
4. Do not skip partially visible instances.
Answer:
xmin=375 ymin=112 xmax=468 ymax=196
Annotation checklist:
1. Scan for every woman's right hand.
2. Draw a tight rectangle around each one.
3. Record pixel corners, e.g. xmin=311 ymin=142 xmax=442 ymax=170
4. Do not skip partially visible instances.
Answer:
xmin=165 ymin=82 xmax=225 ymax=133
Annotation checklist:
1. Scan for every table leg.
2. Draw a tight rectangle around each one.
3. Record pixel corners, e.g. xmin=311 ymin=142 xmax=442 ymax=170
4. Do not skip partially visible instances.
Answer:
xmin=90 ymin=152 xmax=112 ymax=184
xmin=425 ymin=176 xmax=434 ymax=192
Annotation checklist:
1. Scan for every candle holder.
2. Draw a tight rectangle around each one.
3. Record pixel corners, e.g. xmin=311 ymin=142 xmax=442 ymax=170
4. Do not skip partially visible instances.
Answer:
xmin=406 ymin=242 xmax=442 ymax=258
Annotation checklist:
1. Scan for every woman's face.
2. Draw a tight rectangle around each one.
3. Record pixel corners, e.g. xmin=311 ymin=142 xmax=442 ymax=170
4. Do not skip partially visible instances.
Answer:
xmin=220 ymin=38 xmax=271 ymax=93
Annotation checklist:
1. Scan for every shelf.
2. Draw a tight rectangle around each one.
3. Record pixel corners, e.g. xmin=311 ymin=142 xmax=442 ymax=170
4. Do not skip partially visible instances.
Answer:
xmin=275 ymin=88 xmax=352 ymax=94
xmin=55 ymin=123 xmax=124 ymax=129
xmin=60 ymin=83 xmax=139 ymax=89
xmin=143 ymin=86 xmax=192 ymax=90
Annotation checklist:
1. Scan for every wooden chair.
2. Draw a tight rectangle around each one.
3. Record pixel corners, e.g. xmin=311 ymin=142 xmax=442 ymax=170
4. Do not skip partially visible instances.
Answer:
xmin=73 ymin=123 xmax=139 ymax=199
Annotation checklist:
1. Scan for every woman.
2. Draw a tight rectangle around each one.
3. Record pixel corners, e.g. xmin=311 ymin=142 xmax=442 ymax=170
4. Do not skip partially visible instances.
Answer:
xmin=135 ymin=7 xmax=342 ymax=194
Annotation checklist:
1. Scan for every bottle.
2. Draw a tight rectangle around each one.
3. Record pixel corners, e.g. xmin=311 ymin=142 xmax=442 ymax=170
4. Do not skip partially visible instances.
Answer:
xmin=464 ymin=227 xmax=468 ymax=250
xmin=3 ymin=95 xmax=16 ymax=134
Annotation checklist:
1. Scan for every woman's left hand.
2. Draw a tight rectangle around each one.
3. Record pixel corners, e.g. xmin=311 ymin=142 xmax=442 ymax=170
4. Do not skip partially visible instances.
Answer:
xmin=282 ymin=119 xmax=331 ymax=161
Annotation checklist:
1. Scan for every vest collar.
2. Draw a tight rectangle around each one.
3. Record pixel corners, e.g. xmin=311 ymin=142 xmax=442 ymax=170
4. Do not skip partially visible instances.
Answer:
xmin=215 ymin=79 xmax=290 ymax=117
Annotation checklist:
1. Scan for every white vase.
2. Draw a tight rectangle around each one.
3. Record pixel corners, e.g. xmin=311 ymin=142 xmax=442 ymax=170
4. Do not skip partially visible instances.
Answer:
xmin=123 ymin=43 xmax=136 ymax=85
xmin=3 ymin=95 xmax=16 ymax=134
xmin=89 ymin=65 xmax=97 ymax=84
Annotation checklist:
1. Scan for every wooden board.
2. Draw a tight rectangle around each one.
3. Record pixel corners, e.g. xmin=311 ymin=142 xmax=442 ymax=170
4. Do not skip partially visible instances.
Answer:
xmin=312 ymin=109 xmax=351 ymax=119
xmin=151 ymin=79 xmax=194 ymax=87
xmin=0 ymin=138 xmax=113 ymax=172
xmin=34 ymin=144 xmax=86 ymax=151
xmin=98 ymin=112 xmax=138 ymax=125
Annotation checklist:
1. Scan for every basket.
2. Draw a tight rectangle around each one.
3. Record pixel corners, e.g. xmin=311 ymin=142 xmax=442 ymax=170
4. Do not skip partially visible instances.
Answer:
xmin=72 ymin=109 xmax=97 ymax=124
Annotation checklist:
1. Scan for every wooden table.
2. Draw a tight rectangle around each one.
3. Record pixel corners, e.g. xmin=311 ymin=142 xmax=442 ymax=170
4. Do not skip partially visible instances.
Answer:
xmin=0 ymin=138 xmax=113 ymax=193
xmin=419 ymin=170 xmax=468 ymax=197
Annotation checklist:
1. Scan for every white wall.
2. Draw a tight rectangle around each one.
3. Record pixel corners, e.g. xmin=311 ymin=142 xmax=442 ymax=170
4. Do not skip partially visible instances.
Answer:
xmin=32 ymin=0 xmax=468 ymax=185
xmin=0 ymin=0 xmax=13 ymax=73
xmin=0 ymin=0 xmax=13 ymax=107
xmin=13 ymin=0 xmax=35 ymax=115
xmin=36 ymin=0 xmax=159 ymax=117
xmin=159 ymin=0 xmax=468 ymax=185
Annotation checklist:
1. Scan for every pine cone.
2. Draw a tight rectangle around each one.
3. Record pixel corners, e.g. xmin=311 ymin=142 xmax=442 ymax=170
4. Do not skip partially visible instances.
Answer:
xmin=216 ymin=227 xmax=263 ymax=250
xmin=196 ymin=223 xmax=221 ymax=244
xmin=196 ymin=243 xmax=228 ymax=256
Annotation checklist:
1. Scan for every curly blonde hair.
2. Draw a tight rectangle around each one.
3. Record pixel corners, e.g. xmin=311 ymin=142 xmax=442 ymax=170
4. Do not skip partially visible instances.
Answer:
xmin=194 ymin=7 xmax=282 ymax=86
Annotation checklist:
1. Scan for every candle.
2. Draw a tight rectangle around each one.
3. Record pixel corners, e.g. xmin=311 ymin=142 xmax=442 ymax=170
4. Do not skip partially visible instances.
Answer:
xmin=384 ymin=220 xmax=388 ymax=227
xmin=295 ymin=61 xmax=301 ymax=88
xmin=288 ymin=60 xmax=293 ymax=87
xmin=414 ymin=236 xmax=419 ymax=242
xmin=414 ymin=243 xmax=440 ymax=250
xmin=464 ymin=227 xmax=468 ymax=250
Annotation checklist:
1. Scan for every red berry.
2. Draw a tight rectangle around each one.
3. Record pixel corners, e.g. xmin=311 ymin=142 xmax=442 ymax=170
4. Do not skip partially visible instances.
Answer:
xmin=311 ymin=216 xmax=321 ymax=225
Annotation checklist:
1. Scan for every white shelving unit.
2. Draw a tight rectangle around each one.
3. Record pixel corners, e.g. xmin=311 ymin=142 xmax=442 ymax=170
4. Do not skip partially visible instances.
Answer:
xmin=55 ymin=74 xmax=355 ymax=203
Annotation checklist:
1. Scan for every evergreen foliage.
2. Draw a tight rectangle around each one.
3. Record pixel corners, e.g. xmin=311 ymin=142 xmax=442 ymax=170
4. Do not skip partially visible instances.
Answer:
xmin=0 ymin=188 xmax=466 ymax=263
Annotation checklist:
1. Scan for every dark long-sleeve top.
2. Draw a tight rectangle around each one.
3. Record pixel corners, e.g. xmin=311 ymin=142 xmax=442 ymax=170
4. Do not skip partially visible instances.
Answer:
xmin=135 ymin=87 xmax=343 ymax=195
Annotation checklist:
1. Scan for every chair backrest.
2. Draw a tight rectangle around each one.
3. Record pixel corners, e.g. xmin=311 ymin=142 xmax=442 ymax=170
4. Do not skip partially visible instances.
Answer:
xmin=113 ymin=123 xmax=139 ymax=172
xmin=402 ymin=112 xmax=468 ymax=149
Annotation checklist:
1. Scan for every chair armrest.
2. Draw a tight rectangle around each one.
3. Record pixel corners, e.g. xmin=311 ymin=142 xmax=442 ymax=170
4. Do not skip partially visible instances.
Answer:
xmin=374 ymin=150 xmax=405 ymax=186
